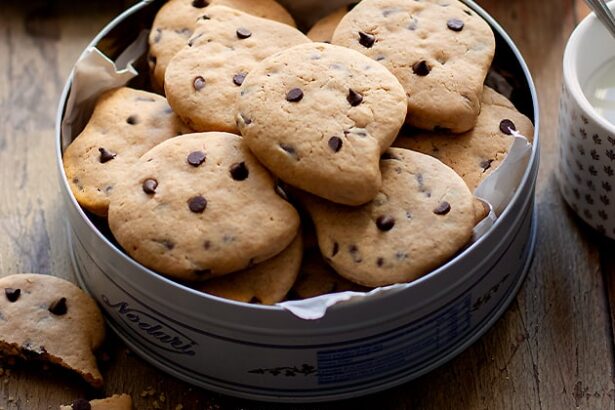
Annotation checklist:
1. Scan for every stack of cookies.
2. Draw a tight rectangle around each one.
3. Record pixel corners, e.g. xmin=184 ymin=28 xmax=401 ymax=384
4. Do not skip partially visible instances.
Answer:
xmin=63 ymin=0 xmax=534 ymax=304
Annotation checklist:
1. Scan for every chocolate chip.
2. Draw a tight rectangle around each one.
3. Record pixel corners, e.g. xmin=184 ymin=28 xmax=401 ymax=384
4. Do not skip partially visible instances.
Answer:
xmin=192 ymin=0 xmax=209 ymax=8
xmin=376 ymin=257 xmax=384 ymax=267
xmin=188 ymin=195 xmax=207 ymax=213
xmin=204 ymin=240 xmax=211 ymax=250
xmin=193 ymin=76 xmax=206 ymax=91
xmin=347 ymin=89 xmax=363 ymax=106
xmin=286 ymin=88 xmax=303 ymax=102
xmin=233 ymin=72 xmax=247 ymax=86
xmin=464 ymin=9 xmax=473 ymax=16
xmin=97 ymin=147 xmax=117 ymax=163
xmin=4 ymin=288 xmax=20 ymax=302
xmin=279 ymin=143 xmax=296 ymax=155
xmin=412 ymin=60 xmax=431 ymax=76
xmin=499 ymin=119 xmax=516 ymax=135
xmin=376 ymin=215 xmax=395 ymax=231
xmin=447 ymin=18 xmax=464 ymax=31
xmin=250 ymin=296 xmax=262 ymax=304
xmin=160 ymin=239 xmax=174 ymax=250
xmin=71 ymin=398 xmax=91 ymax=410
xmin=187 ymin=151 xmax=206 ymax=167
xmin=433 ymin=201 xmax=451 ymax=215
xmin=328 ymin=136 xmax=343 ymax=152
xmin=236 ymin=27 xmax=252 ymax=39
xmin=142 ymin=178 xmax=158 ymax=194
xmin=331 ymin=242 xmax=339 ymax=257
xmin=358 ymin=31 xmax=375 ymax=48
xmin=48 ymin=297 xmax=67 ymax=315
xmin=480 ymin=159 xmax=493 ymax=171
xmin=126 ymin=115 xmax=138 ymax=125
xmin=230 ymin=162 xmax=249 ymax=180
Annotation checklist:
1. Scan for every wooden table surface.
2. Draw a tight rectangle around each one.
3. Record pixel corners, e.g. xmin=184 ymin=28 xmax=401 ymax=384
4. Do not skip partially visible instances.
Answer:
xmin=1 ymin=0 xmax=613 ymax=409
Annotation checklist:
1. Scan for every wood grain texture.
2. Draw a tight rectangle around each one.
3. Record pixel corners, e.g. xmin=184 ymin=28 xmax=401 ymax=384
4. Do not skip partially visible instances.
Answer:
xmin=0 ymin=0 xmax=614 ymax=409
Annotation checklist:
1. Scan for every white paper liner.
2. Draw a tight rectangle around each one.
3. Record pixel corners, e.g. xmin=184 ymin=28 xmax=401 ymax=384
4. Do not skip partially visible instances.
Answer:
xmin=61 ymin=30 xmax=149 ymax=148
xmin=60 ymin=25 xmax=533 ymax=321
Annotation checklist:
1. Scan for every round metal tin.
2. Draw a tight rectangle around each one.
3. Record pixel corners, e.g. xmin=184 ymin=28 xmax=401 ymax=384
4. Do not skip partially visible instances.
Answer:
xmin=55 ymin=0 xmax=540 ymax=403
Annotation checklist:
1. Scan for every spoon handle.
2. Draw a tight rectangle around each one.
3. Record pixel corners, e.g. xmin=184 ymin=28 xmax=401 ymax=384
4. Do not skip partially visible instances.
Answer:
xmin=585 ymin=0 xmax=615 ymax=39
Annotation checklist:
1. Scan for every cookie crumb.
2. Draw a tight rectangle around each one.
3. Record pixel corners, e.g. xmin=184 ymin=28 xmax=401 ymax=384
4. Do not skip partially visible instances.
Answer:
xmin=141 ymin=386 xmax=156 ymax=398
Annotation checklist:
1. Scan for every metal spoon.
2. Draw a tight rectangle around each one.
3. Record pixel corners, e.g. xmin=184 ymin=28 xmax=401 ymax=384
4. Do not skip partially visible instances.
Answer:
xmin=585 ymin=0 xmax=615 ymax=39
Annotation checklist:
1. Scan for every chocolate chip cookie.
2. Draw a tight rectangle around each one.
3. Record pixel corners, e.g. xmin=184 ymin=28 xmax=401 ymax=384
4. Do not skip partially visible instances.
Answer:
xmin=332 ymin=0 xmax=495 ymax=133
xmin=149 ymin=0 xmax=296 ymax=91
xmin=63 ymin=87 xmax=190 ymax=217
xmin=164 ymin=5 xmax=309 ymax=133
xmin=393 ymin=86 xmax=535 ymax=191
xmin=300 ymin=147 xmax=476 ymax=287
xmin=237 ymin=42 xmax=407 ymax=206
xmin=108 ymin=132 xmax=300 ymax=281
xmin=0 ymin=274 xmax=106 ymax=388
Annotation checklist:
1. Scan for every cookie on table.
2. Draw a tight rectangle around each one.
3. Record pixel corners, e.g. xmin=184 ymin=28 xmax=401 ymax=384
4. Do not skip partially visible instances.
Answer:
xmin=149 ymin=0 xmax=296 ymax=92
xmin=300 ymin=148 xmax=476 ymax=287
xmin=332 ymin=0 xmax=495 ymax=133
xmin=196 ymin=233 xmax=302 ymax=304
xmin=0 ymin=274 xmax=105 ymax=388
xmin=164 ymin=6 xmax=310 ymax=133
xmin=60 ymin=394 xmax=132 ymax=410
xmin=393 ymin=86 xmax=535 ymax=192
xmin=306 ymin=3 xmax=357 ymax=43
xmin=63 ymin=87 xmax=190 ymax=217
xmin=108 ymin=132 xmax=300 ymax=281
xmin=237 ymin=42 xmax=407 ymax=206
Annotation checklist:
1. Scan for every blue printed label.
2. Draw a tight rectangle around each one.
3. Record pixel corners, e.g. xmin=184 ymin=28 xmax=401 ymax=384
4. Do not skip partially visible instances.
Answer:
xmin=317 ymin=295 xmax=471 ymax=385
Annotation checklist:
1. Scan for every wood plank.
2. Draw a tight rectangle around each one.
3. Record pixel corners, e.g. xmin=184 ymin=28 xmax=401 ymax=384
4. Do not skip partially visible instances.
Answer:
xmin=0 ymin=0 xmax=613 ymax=409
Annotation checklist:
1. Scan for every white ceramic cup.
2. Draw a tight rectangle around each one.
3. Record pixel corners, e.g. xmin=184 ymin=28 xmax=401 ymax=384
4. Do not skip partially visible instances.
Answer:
xmin=559 ymin=5 xmax=615 ymax=239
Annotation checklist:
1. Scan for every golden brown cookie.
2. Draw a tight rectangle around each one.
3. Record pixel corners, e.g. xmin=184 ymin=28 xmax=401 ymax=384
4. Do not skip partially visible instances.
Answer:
xmin=63 ymin=87 xmax=190 ymax=217
xmin=332 ymin=0 xmax=495 ymax=132
xmin=0 ymin=274 xmax=105 ymax=388
xmin=237 ymin=42 xmax=407 ymax=206
xmin=148 ymin=0 xmax=296 ymax=91
xmin=108 ymin=132 xmax=300 ymax=281
xmin=164 ymin=5 xmax=309 ymax=133
xmin=196 ymin=233 xmax=302 ymax=304
xmin=393 ymin=86 xmax=535 ymax=191
xmin=300 ymin=148 xmax=476 ymax=287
